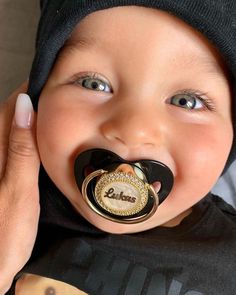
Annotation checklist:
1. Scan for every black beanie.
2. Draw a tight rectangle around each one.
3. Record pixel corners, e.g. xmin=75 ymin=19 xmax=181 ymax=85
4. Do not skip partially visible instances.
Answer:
xmin=28 ymin=0 xmax=236 ymax=167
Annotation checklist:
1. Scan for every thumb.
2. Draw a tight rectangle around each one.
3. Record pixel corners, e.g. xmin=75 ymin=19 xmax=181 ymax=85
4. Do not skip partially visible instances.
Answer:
xmin=4 ymin=94 xmax=40 ymax=190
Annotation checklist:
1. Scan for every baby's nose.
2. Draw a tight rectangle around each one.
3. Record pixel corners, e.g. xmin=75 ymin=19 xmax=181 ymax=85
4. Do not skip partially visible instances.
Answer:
xmin=100 ymin=102 xmax=165 ymax=149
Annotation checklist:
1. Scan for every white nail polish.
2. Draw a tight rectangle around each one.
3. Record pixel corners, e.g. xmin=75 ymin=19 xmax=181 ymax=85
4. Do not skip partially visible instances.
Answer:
xmin=14 ymin=93 xmax=34 ymax=128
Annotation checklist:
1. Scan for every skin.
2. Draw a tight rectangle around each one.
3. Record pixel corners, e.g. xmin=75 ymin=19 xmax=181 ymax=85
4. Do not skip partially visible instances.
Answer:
xmin=0 ymin=82 xmax=41 ymax=294
xmin=37 ymin=6 xmax=233 ymax=234
xmin=15 ymin=273 xmax=87 ymax=295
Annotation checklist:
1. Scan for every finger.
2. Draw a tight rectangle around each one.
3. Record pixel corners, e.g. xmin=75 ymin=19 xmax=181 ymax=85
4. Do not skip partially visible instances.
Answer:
xmin=3 ymin=94 xmax=40 ymax=192
xmin=0 ymin=80 xmax=29 ymax=120
xmin=0 ymin=81 xmax=29 ymax=176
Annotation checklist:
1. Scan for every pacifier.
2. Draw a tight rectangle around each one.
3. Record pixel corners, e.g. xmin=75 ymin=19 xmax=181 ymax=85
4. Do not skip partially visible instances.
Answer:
xmin=74 ymin=149 xmax=174 ymax=224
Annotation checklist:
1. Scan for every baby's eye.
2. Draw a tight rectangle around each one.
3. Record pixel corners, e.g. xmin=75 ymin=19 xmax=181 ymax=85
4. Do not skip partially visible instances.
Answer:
xmin=76 ymin=75 xmax=112 ymax=93
xmin=169 ymin=93 xmax=205 ymax=110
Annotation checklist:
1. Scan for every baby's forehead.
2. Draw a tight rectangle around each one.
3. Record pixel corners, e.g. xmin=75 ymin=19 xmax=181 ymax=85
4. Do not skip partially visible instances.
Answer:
xmin=56 ymin=6 xmax=230 ymax=82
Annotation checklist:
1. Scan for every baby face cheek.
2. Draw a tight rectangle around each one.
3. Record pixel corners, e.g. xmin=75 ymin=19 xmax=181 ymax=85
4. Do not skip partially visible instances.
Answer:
xmin=185 ymin=122 xmax=232 ymax=186
xmin=168 ymin=116 xmax=232 ymax=204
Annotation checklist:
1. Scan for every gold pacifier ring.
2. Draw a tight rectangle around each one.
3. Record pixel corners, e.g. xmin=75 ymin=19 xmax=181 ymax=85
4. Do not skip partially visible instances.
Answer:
xmin=82 ymin=169 xmax=159 ymax=223
xmin=95 ymin=171 xmax=149 ymax=216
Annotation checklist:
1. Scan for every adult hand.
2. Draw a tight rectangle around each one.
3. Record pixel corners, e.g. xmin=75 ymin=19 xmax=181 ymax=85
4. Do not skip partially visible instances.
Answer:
xmin=0 ymin=82 xmax=40 ymax=294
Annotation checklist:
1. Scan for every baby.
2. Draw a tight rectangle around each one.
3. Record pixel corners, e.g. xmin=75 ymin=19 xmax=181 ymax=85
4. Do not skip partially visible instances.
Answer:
xmin=4 ymin=1 xmax=236 ymax=294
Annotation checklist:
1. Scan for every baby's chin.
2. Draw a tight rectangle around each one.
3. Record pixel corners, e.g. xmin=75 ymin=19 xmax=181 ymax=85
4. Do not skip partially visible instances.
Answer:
xmin=67 ymin=195 xmax=181 ymax=234
xmin=50 ymin=168 xmax=189 ymax=234
xmin=70 ymin=199 xmax=145 ymax=234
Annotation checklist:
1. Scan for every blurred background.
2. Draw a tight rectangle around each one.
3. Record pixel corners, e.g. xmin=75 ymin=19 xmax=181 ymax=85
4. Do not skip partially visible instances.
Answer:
xmin=0 ymin=0 xmax=39 ymax=100
xmin=0 ymin=0 xmax=235 ymax=207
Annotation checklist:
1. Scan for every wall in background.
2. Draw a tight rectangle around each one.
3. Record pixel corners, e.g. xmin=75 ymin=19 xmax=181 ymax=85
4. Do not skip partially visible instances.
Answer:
xmin=0 ymin=0 xmax=39 ymax=101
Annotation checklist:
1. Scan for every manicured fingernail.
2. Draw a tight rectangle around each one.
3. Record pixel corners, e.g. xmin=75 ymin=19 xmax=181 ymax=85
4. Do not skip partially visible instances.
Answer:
xmin=14 ymin=93 xmax=34 ymax=128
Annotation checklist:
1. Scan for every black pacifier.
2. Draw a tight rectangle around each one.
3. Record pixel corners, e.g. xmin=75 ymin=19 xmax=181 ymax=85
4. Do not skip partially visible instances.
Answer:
xmin=74 ymin=149 xmax=174 ymax=224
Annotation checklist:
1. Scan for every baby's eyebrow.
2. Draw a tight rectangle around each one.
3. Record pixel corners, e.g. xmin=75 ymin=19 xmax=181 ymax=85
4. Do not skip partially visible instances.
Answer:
xmin=183 ymin=54 xmax=230 ymax=79
xmin=63 ymin=35 xmax=99 ymax=51
xmin=59 ymin=35 xmax=230 ymax=80
xmin=56 ymin=35 xmax=99 ymax=61
xmin=57 ymin=36 xmax=98 ymax=62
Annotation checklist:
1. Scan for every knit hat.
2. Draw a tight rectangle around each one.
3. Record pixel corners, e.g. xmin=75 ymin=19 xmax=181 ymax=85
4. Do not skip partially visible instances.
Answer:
xmin=28 ymin=0 xmax=236 ymax=168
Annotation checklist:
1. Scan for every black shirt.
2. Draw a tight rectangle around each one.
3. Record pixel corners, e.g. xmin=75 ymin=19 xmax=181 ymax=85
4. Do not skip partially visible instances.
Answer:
xmin=8 ymin=169 xmax=236 ymax=295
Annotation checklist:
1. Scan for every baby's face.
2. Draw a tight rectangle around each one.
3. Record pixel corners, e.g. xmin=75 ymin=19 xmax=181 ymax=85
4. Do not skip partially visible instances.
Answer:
xmin=37 ymin=6 xmax=233 ymax=233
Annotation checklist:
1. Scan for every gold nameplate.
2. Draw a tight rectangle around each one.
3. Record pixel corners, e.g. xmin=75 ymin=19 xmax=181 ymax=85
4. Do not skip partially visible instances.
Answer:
xmin=81 ymin=163 xmax=159 ymax=223
xmin=95 ymin=171 xmax=149 ymax=216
